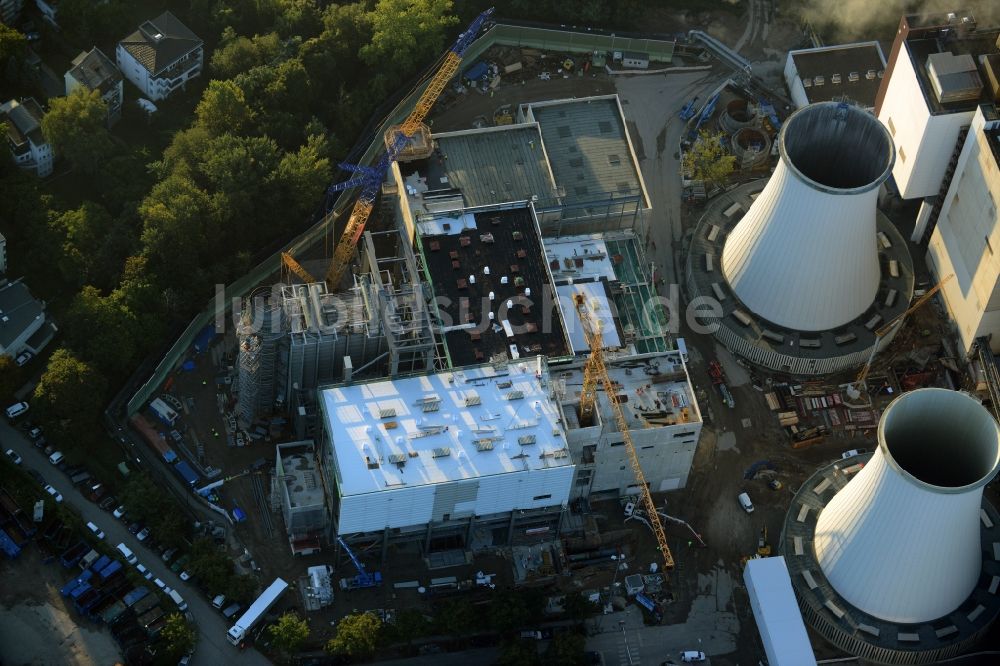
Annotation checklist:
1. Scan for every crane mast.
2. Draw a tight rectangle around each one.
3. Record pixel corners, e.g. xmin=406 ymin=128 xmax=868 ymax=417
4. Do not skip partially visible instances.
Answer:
xmin=574 ymin=294 xmax=675 ymax=570
xmin=320 ymin=8 xmax=495 ymax=289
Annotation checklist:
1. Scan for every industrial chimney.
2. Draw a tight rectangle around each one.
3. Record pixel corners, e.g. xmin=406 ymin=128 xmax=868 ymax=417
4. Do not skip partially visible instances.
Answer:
xmin=722 ymin=102 xmax=895 ymax=331
xmin=813 ymin=388 xmax=1000 ymax=624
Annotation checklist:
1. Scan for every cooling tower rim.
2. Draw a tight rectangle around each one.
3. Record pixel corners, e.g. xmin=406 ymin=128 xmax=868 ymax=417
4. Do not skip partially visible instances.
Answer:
xmin=876 ymin=388 xmax=1000 ymax=494
xmin=778 ymin=102 xmax=895 ymax=196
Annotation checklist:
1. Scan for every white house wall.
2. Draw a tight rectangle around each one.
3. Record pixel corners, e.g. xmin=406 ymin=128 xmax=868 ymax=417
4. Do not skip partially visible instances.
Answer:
xmin=878 ymin=50 xmax=973 ymax=199
xmin=336 ymin=465 xmax=573 ymax=534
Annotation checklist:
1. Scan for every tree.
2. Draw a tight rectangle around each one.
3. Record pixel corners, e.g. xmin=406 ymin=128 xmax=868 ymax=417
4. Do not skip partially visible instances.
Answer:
xmin=268 ymin=611 xmax=310 ymax=654
xmin=490 ymin=590 xmax=529 ymax=633
xmin=156 ymin=613 xmax=196 ymax=664
xmin=561 ymin=592 xmax=599 ymax=622
xmin=63 ymin=286 xmax=141 ymax=377
xmin=195 ymin=80 xmax=256 ymax=137
xmin=0 ymin=356 xmax=19 ymax=399
xmin=326 ymin=611 xmax=381 ymax=659
xmin=544 ymin=631 xmax=586 ymax=666
xmin=41 ymin=88 xmax=116 ymax=173
xmin=0 ymin=22 xmax=27 ymax=77
xmin=31 ymin=349 xmax=107 ymax=446
xmin=435 ymin=598 xmax=475 ymax=637
xmin=360 ymin=0 xmax=458 ymax=72
xmin=210 ymin=32 xmax=282 ymax=79
xmin=681 ymin=130 xmax=736 ymax=186
xmin=268 ymin=133 xmax=331 ymax=226
xmin=391 ymin=608 xmax=429 ymax=646
xmin=49 ymin=203 xmax=134 ymax=290
xmin=497 ymin=639 xmax=541 ymax=666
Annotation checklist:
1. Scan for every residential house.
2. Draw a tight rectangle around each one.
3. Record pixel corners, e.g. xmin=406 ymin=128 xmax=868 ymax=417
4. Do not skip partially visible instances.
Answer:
xmin=0 ymin=277 xmax=57 ymax=361
xmin=1 ymin=97 xmax=53 ymax=177
xmin=116 ymin=11 xmax=203 ymax=102
xmin=65 ymin=47 xmax=124 ymax=126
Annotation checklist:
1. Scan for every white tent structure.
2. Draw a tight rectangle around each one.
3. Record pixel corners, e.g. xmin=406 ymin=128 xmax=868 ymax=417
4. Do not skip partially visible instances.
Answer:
xmin=814 ymin=388 xmax=1000 ymax=624
xmin=722 ymin=102 xmax=895 ymax=331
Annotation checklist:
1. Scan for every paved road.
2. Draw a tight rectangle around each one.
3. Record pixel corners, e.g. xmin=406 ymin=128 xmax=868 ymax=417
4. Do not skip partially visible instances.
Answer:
xmin=1 ymin=419 xmax=272 ymax=666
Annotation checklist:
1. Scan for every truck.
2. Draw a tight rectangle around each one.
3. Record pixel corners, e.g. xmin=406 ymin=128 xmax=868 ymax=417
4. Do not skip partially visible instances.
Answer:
xmin=97 ymin=560 xmax=123 ymax=582
xmin=100 ymin=599 xmax=128 ymax=625
xmin=138 ymin=606 xmax=165 ymax=629
xmin=149 ymin=398 xmax=179 ymax=427
xmin=226 ymin=578 xmax=288 ymax=645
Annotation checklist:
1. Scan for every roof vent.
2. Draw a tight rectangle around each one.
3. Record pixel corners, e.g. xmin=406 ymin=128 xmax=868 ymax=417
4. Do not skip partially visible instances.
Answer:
xmin=848 ymin=71 xmax=859 ymax=83
xmin=432 ymin=447 xmax=451 ymax=458
xmin=802 ymin=77 xmax=812 ymax=88
xmin=831 ymin=73 xmax=842 ymax=84
xmin=813 ymin=75 xmax=825 ymax=86
xmin=866 ymin=69 xmax=876 ymax=80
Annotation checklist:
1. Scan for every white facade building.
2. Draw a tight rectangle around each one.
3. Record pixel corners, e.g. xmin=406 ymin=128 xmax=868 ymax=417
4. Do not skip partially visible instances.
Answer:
xmin=116 ymin=11 xmax=203 ymax=102
xmin=65 ymin=48 xmax=124 ymax=127
xmin=926 ymin=104 xmax=1000 ymax=353
xmin=319 ymin=359 xmax=574 ymax=536
xmin=0 ymin=278 xmax=57 ymax=359
xmin=1 ymin=98 xmax=53 ymax=177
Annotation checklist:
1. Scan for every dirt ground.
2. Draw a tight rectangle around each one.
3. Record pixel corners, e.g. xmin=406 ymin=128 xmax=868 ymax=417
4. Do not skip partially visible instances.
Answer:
xmin=0 ymin=548 xmax=123 ymax=666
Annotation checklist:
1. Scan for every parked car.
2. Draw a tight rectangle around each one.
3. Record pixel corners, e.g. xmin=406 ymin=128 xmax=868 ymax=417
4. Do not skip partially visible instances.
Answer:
xmin=161 ymin=547 xmax=178 ymax=563
xmin=211 ymin=594 xmax=226 ymax=610
xmin=841 ymin=448 xmax=868 ymax=460
xmin=99 ymin=496 xmax=117 ymax=511
xmin=738 ymin=492 xmax=754 ymax=513
xmin=48 ymin=451 xmax=64 ymax=466
xmin=170 ymin=554 xmax=190 ymax=574
xmin=680 ymin=651 xmax=706 ymax=663
xmin=137 ymin=563 xmax=153 ymax=580
xmin=85 ymin=522 xmax=105 ymax=540
xmin=136 ymin=527 xmax=150 ymax=542
xmin=768 ymin=479 xmax=783 ymax=491
xmin=113 ymin=504 xmax=127 ymax=519
xmin=4 ymin=449 xmax=22 ymax=465
xmin=15 ymin=350 xmax=33 ymax=366
xmin=5 ymin=401 xmax=29 ymax=420
xmin=27 ymin=425 xmax=42 ymax=440
xmin=44 ymin=484 xmax=63 ymax=503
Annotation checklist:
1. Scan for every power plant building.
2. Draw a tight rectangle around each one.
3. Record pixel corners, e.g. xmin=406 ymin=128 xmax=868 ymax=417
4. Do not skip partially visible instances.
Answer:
xmin=784 ymin=42 xmax=886 ymax=111
xmin=781 ymin=389 xmax=1000 ymax=662
xmin=687 ymin=102 xmax=915 ymax=375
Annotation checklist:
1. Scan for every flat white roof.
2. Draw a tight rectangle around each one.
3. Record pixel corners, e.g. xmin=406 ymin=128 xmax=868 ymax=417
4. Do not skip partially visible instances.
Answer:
xmin=744 ymin=557 xmax=817 ymax=666
xmin=321 ymin=359 xmax=571 ymax=496
xmin=556 ymin=282 xmax=621 ymax=354
xmin=544 ymin=234 xmax=617 ymax=284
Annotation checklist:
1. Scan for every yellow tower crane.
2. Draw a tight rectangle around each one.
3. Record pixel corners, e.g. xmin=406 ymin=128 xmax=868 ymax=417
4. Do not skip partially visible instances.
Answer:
xmin=282 ymin=9 xmax=495 ymax=290
xmin=574 ymin=293 xmax=675 ymax=570
xmin=856 ymin=273 xmax=954 ymax=386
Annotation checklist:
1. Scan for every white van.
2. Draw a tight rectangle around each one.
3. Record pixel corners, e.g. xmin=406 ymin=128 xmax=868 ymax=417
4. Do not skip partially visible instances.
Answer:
xmin=211 ymin=594 xmax=226 ymax=609
xmin=738 ymin=492 xmax=754 ymax=513
xmin=5 ymin=401 xmax=29 ymax=420
xmin=168 ymin=589 xmax=188 ymax=611
xmin=48 ymin=451 xmax=65 ymax=466
xmin=116 ymin=543 xmax=137 ymax=565
xmin=676 ymin=337 xmax=689 ymax=364
xmin=85 ymin=521 xmax=105 ymax=540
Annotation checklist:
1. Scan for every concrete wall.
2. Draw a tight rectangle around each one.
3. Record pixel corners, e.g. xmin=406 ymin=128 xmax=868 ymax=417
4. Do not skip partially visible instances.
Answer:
xmin=927 ymin=107 xmax=1000 ymax=353
xmin=878 ymin=50 xmax=973 ymax=199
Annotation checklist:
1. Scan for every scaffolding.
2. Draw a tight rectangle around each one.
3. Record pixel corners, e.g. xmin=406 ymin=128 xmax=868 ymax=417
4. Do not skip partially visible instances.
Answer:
xmin=236 ymin=288 xmax=286 ymax=428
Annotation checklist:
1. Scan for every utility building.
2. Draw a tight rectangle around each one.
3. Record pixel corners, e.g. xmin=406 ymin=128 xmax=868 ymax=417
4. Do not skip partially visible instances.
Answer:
xmin=875 ymin=12 xmax=1000 ymax=241
xmin=318 ymin=359 xmax=574 ymax=554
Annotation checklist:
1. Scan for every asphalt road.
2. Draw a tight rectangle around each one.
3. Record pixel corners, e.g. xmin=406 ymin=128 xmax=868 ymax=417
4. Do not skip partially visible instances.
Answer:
xmin=1 ymin=418 xmax=271 ymax=666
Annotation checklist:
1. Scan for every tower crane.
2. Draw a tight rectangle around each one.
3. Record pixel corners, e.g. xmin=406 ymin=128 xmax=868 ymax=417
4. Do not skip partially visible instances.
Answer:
xmin=575 ymin=294 xmax=674 ymax=570
xmin=281 ymin=8 xmax=495 ymax=288
xmin=855 ymin=273 xmax=954 ymax=387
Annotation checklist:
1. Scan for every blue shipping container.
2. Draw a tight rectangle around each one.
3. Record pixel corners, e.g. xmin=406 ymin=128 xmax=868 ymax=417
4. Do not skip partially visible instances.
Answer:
xmin=174 ymin=461 xmax=199 ymax=487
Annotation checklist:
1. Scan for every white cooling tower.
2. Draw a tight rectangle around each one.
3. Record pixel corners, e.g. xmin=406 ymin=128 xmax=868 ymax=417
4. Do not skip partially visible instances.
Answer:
xmin=722 ymin=102 xmax=895 ymax=331
xmin=814 ymin=388 xmax=1000 ymax=624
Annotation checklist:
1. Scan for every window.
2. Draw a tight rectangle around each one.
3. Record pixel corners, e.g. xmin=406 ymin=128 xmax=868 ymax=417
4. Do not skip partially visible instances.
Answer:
xmin=607 ymin=154 xmax=622 ymax=166
xmin=673 ymin=430 xmax=697 ymax=438
xmin=533 ymin=494 xmax=552 ymax=501
xmin=609 ymin=440 xmax=624 ymax=447
xmin=887 ymin=117 xmax=896 ymax=137
xmin=898 ymin=146 xmax=906 ymax=162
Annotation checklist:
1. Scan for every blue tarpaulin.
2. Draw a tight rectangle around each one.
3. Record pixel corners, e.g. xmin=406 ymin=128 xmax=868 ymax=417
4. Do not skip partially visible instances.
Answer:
xmin=174 ymin=461 xmax=199 ymax=487
xmin=182 ymin=360 xmax=196 ymax=372
xmin=193 ymin=325 xmax=216 ymax=353
xmin=232 ymin=507 xmax=247 ymax=522
xmin=463 ymin=61 xmax=488 ymax=82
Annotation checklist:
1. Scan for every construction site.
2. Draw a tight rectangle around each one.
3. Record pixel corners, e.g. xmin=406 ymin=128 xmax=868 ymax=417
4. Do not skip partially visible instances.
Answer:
xmin=113 ymin=7 xmax=1000 ymax=665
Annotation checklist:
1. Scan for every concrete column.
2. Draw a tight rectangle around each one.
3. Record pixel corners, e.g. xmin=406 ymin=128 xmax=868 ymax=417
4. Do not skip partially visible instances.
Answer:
xmin=424 ymin=521 xmax=433 ymax=554
xmin=465 ymin=515 xmax=476 ymax=548
xmin=381 ymin=526 xmax=390 ymax=568
xmin=911 ymin=199 xmax=934 ymax=243
xmin=343 ymin=355 xmax=354 ymax=383
xmin=507 ymin=511 xmax=517 ymax=546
